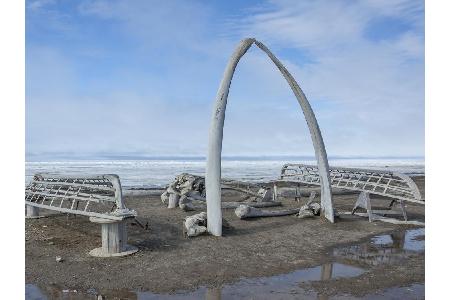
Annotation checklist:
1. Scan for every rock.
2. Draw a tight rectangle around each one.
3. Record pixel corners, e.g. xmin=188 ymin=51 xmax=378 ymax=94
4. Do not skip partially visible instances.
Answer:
xmin=235 ymin=205 xmax=252 ymax=219
xmin=162 ymin=173 xmax=270 ymax=211
xmin=298 ymin=201 xmax=321 ymax=219
xmin=184 ymin=212 xmax=207 ymax=237
xmin=310 ymin=202 xmax=321 ymax=215
xmin=56 ymin=256 xmax=63 ymax=262
xmin=160 ymin=191 xmax=169 ymax=204
xmin=298 ymin=209 xmax=315 ymax=219
xmin=179 ymin=195 xmax=195 ymax=211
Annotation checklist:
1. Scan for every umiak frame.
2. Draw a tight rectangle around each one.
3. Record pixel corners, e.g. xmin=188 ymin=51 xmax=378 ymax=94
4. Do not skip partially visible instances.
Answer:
xmin=276 ymin=163 xmax=424 ymax=222
xmin=25 ymin=173 xmax=138 ymax=257
xmin=205 ymin=38 xmax=334 ymax=236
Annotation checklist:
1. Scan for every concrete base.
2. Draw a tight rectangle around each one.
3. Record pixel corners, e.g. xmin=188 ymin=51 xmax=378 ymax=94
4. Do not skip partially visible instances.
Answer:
xmin=89 ymin=216 xmax=138 ymax=257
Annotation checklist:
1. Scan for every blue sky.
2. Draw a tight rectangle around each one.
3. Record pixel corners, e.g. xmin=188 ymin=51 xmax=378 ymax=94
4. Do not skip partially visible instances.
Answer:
xmin=26 ymin=0 xmax=424 ymax=160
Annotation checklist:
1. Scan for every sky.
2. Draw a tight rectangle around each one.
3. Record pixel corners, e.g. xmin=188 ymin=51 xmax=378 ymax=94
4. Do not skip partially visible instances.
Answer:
xmin=26 ymin=0 xmax=424 ymax=160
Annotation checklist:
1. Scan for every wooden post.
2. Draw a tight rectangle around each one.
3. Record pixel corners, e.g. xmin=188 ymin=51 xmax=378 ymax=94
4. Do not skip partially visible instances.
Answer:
xmin=26 ymin=205 xmax=40 ymax=218
xmin=352 ymin=192 xmax=374 ymax=222
xmin=167 ymin=193 xmax=180 ymax=208
xmin=272 ymin=183 xmax=278 ymax=202
xmin=89 ymin=217 xmax=138 ymax=257
xmin=295 ymin=183 xmax=301 ymax=202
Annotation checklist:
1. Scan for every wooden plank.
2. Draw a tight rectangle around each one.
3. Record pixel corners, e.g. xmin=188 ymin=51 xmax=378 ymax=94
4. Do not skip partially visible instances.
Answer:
xmin=24 ymin=201 xmax=132 ymax=220
xmin=277 ymin=164 xmax=423 ymax=203
xmin=25 ymin=190 xmax=114 ymax=203
xmin=31 ymin=180 xmax=115 ymax=192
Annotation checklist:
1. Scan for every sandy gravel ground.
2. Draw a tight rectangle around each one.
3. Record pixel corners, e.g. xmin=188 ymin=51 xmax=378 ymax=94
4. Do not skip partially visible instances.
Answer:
xmin=25 ymin=177 xmax=425 ymax=298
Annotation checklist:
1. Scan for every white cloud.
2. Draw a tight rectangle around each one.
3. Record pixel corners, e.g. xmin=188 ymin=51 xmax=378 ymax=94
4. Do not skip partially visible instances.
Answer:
xmin=78 ymin=0 xmax=213 ymax=53
xmin=224 ymin=0 xmax=424 ymax=156
xmin=26 ymin=0 xmax=424 ymax=158
xmin=27 ymin=0 xmax=56 ymax=11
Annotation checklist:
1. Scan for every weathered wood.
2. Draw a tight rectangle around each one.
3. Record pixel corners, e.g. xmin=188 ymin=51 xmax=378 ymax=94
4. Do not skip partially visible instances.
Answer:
xmin=235 ymin=205 xmax=300 ymax=219
xmin=295 ymin=183 xmax=301 ymax=202
xmin=89 ymin=217 xmax=138 ymax=257
xmin=25 ymin=173 xmax=136 ymax=220
xmin=352 ymin=192 xmax=373 ymax=222
xmin=279 ymin=164 xmax=423 ymax=203
xmin=179 ymin=195 xmax=282 ymax=211
xmin=26 ymin=204 xmax=39 ymax=218
xmin=167 ymin=193 xmax=180 ymax=209
xmin=26 ymin=190 xmax=112 ymax=203
xmin=26 ymin=173 xmax=138 ymax=257
xmin=339 ymin=212 xmax=424 ymax=226
xmin=222 ymin=201 xmax=282 ymax=209
xmin=351 ymin=191 xmax=408 ymax=222
xmin=32 ymin=180 xmax=115 ymax=192
xmin=25 ymin=202 xmax=130 ymax=221
xmin=221 ymin=185 xmax=268 ymax=199
xmin=273 ymin=183 xmax=278 ymax=202
xmin=279 ymin=164 xmax=424 ymax=222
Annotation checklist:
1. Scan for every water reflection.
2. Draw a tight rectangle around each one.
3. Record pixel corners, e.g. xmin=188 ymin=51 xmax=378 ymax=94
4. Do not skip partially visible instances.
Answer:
xmin=333 ymin=228 xmax=424 ymax=266
xmin=26 ymin=262 xmax=364 ymax=300
xmin=26 ymin=228 xmax=424 ymax=300
xmin=26 ymin=281 xmax=425 ymax=300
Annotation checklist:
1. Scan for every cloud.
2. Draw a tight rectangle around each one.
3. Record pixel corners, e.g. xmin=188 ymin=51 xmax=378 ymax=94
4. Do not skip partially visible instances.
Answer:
xmin=77 ymin=0 xmax=214 ymax=54
xmin=26 ymin=46 xmax=213 ymax=157
xmin=26 ymin=0 xmax=424 ymax=159
xmin=27 ymin=0 xmax=56 ymax=11
xmin=225 ymin=0 xmax=424 ymax=156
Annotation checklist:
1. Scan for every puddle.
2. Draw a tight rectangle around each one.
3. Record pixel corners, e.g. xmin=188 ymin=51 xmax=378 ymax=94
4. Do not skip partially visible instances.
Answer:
xmin=403 ymin=228 xmax=425 ymax=251
xmin=26 ymin=263 xmax=364 ymax=300
xmin=333 ymin=228 xmax=424 ymax=266
xmin=26 ymin=228 xmax=424 ymax=299
xmin=25 ymin=281 xmax=425 ymax=300
xmin=330 ymin=283 xmax=424 ymax=300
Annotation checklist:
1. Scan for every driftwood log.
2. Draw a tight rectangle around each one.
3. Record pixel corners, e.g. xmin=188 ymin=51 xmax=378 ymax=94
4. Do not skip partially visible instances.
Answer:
xmin=235 ymin=205 xmax=300 ymax=219
xmin=236 ymin=191 xmax=321 ymax=220
xmin=179 ymin=195 xmax=282 ymax=211
xmin=235 ymin=201 xmax=321 ymax=220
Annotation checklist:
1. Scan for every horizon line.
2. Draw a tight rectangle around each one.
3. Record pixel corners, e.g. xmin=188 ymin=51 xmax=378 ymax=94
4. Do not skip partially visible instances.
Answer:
xmin=25 ymin=154 xmax=425 ymax=162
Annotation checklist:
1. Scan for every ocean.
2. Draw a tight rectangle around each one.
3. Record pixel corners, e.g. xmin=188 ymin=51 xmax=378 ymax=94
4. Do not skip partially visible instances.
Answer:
xmin=25 ymin=157 xmax=424 ymax=189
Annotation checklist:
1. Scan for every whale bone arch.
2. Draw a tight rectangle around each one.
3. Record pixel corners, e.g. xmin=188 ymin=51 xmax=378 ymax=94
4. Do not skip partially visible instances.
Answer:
xmin=206 ymin=38 xmax=334 ymax=236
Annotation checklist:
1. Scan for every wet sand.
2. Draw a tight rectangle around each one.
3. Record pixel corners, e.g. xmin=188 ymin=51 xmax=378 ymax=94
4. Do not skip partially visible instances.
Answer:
xmin=25 ymin=176 xmax=425 ymax=299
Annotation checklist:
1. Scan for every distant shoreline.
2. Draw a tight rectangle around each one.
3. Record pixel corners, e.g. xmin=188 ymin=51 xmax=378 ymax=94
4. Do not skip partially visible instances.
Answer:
xmin=25 ymin=158 xmax=424 ymax=189
xmin=25 ymin=155 xmax=425 ymax=162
